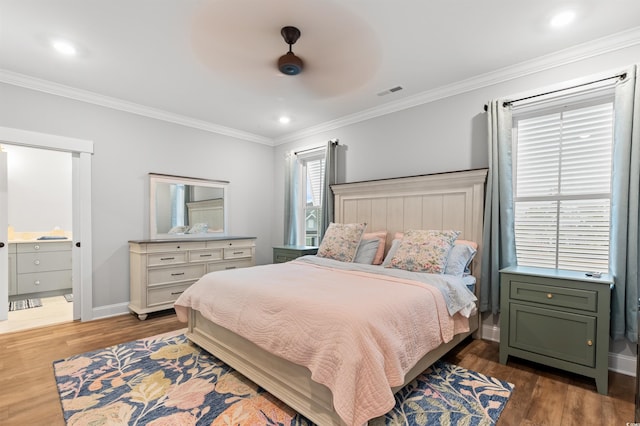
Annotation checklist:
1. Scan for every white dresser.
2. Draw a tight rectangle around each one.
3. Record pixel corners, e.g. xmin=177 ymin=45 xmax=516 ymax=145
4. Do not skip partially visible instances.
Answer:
xmin=8 ymin=241 xmax=72 ymax=297
xmin=128 ymin=237 xmax=256 ymax=320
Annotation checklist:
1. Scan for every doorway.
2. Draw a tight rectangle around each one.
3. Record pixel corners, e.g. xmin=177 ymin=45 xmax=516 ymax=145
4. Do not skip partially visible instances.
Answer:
xmin=1 ymin=144 xmax=73 ymax=332
xmin=0 ymin=126 xmax=93 ymax=328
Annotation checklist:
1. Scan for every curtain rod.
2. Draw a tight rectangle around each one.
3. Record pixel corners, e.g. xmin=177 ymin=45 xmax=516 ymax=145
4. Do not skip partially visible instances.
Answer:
xmin=482 ymin=72 xmax=627 ymax=112
xmin=294 ymin=139 xmax=339 ymax=155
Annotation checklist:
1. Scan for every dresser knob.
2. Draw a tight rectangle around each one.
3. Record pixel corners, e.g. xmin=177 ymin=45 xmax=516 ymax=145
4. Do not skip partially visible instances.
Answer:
xmin=34 ymin=260 xmax=40 ymax=265
xmin=34 ymin=280 xmax=40 ymax=286
xmin=547 ymin=293 xmax=553 ymax=299
xmin=34 ymin=245 xmax=40 ymax=250
xmin=587 ymin=340 xmax=593 ymax=346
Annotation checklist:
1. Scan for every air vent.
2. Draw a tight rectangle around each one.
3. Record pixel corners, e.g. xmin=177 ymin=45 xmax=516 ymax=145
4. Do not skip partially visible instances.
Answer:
xmin=377 ymin=86 xmax=403 ymax=96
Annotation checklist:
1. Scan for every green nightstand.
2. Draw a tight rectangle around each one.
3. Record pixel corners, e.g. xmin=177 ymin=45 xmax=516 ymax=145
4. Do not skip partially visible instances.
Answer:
xmin=499 ymin=265 xmax=613 ymax=395
xmin=273 ymin=245 xmax=318 ymax=263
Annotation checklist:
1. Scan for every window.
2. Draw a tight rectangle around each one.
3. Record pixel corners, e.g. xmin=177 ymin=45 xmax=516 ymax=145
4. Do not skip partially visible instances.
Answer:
xmin=513 ymin=100 xmax=613 ymax=272
xmin=296 ymin=149 xmax=326 ymax=246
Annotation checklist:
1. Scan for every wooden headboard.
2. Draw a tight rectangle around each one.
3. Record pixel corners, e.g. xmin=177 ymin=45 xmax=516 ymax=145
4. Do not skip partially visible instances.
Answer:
xmin=332 ymin=169 xmax=488 ymax=286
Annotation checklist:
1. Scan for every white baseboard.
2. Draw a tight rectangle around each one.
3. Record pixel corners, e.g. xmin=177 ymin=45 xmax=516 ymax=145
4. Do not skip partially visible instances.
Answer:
xmin=90 ymin=302 xmax=130 ymax=320
xmin=481 ymin=323 xmax=636 ymax=377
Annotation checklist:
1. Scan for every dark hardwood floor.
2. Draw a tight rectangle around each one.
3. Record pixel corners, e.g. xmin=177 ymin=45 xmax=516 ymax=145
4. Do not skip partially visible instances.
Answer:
xmin=0 ymin=311 xmax=634 ymax=425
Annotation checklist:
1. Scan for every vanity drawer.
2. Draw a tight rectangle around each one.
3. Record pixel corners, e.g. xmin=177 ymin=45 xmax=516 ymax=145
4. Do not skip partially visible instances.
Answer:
xmin=208 ymin=258 xmax=254 ymax=273
xmin=510 ymin=280 xmax=598 ymax=312
xmin=17 ymin=270 xmax=72 ymax=293
xmin=224 ymin=247 xmax=253 ymax=260
xmin=147 ymin=282 xmax=194 ymax=307
xmin=147 ymin=264 xmax=205 ymax=286
xmin=189 ymin=249 xmax=223 ymax=263
xmin=147 ymin=252 xmax=188 ymax=267
xmin=17 ymin=251 xmax=72 ymax=273
xmin=17 ymin=241 xmax=71 ymax=253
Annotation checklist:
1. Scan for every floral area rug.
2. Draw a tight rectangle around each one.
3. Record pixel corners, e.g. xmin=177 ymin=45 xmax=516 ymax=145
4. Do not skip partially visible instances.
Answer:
xmin=53 ymin=330 xmax=514 ymax=425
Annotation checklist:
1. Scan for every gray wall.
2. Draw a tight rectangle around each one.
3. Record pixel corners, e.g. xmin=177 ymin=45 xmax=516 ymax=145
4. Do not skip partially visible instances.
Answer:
xmin=272 ymin=44 xmax=640 ymax=363
xmin=0 ymin=41 xmax=637 ymax=366
xmin=0 ymin=83 xmax=275 ymax=310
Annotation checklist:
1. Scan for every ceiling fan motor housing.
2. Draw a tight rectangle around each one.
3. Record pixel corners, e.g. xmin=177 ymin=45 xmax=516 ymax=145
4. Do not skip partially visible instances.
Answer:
xmin=278 ymin=52 xmax=303 ymax=75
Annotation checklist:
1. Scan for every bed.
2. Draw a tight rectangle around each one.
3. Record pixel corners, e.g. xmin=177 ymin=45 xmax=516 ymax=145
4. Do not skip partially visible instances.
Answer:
xmin=174 ymin=168 xmax=488 ymax=425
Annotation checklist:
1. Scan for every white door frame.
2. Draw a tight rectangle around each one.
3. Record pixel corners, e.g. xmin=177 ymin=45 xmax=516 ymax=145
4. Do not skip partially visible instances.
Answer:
xmin=0 ymin=126 xmax=93 ymax=321
xmin=0 ymin=151 xmax=8 ymax=321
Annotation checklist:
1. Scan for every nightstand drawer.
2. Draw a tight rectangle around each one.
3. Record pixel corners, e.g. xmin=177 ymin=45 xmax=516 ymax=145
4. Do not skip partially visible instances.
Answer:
xmin=510 ymin=280 xmax=598 ymax=312
xmin=273 ymin=245 xmax=318 ymax=263
xmin=509 ymin=303 xmax=596 ymax=367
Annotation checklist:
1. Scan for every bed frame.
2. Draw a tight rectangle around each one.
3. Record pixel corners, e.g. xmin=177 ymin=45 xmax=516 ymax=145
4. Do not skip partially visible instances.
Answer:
xmin=186 ymin=168 xmax=488 ymax=425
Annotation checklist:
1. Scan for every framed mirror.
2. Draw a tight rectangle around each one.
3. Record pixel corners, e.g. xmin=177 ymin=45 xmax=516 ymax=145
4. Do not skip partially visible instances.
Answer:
xmin=149 ymin=173 xmax=228 ymax=239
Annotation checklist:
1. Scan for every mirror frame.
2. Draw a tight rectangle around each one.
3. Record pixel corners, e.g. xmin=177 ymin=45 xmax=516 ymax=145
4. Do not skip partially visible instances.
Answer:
xmin=149 ymin=173 xmax=229 ymax=239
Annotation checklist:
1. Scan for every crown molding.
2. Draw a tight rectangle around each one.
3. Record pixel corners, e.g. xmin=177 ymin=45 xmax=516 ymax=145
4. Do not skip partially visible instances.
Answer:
xmin=0 ymin=70 xmax=274 ymax=146
xmin=274 ymin=26 xmax=640 ymax=145
xmin=2 ymin=26 xmax=639 ymax=147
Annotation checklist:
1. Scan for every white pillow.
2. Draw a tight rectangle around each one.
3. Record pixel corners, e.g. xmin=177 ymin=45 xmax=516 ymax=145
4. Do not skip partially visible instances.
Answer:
xmin=353 ymin=238 xmax=380 ymax=264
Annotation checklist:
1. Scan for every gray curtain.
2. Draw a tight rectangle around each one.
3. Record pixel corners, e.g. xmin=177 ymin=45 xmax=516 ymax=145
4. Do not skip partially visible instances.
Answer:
xmin=480 ymin=100 xmax=517 ymax=314
xmin=610 ymin=65 xmax=640 ymax=342
xmin=319 ymin=140 xmax=338 ymax=243
xmin=284 ymin=152 xmax=300 ymax=245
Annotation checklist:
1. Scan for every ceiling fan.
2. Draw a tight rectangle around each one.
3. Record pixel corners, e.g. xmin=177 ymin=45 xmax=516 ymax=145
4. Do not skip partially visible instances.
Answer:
xmin=278 ymin=26 xmax=303 ymax=75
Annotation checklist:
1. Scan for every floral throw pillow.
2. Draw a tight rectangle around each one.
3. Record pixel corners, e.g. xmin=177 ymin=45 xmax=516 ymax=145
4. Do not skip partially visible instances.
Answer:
xmin=389 ymin=229 xmax=460 ymax=273
xmin=317 ymin=222 xmax=366 ymax=262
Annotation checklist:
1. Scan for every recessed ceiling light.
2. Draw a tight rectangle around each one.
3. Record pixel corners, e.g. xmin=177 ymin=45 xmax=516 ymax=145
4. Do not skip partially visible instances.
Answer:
xmin=52 ymin=39 xmax=77 ymax=56
xmin=550 ymin=10 xmax=576 ymax=28
xmin=279 ymin=116 xmax=291 ymax=124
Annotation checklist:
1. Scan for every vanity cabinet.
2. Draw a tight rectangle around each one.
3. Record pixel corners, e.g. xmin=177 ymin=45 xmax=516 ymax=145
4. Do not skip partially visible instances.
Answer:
xmin=9 ymin=241 xmax=72 ymax=297
xmin=8 ymin=243 xmax=17 ymax=296
xmin=129 ymin=237 xmax=256 ymax=320
xmin=499 ymin=266 xmax=613 ymax=395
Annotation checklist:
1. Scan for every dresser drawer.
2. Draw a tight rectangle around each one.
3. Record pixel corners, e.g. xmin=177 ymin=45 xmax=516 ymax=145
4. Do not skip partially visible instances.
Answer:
xmin=17 ymin=251 xmax=72 ymax=273
xmin=17 ymin=241 xmax=71 ymax=253
xmin=147 ymin=264 xmax=205 ymax=285
xmin=147 ymin=252 xmax=187 ymax=267
xmin=144 ymin=241 xmax=206 ymax=253
xmin=509 ymin=303 xmax=596 ymax=367
xmin=17 ymin=270 xmax=72 ymax=293
xmin=208 ymin=258 xmax=254 ymax=273
xmin=147 ymin=282 xmax=194 ymax=307
xmin=224 ymin=247 xmax=252 ymax=259
xmin=510 ymin=280 xmax=598 ymax=312
xmin=207 ymin=239 xmax=255 ymax=249
xmin=189 ymin=249 xmax=223 ymax=263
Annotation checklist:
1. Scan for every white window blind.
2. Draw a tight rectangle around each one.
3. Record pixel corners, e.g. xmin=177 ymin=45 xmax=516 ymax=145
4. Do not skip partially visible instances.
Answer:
xmin=513 ymin=101 xmax=613 ymax=271
xmin=296 ymin=148 xmax=326 ymax=246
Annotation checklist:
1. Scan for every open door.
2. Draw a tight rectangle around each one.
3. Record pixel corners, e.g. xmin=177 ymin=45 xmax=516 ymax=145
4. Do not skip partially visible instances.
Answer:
xmin=0 ymin=150 xmax=7 ymax=321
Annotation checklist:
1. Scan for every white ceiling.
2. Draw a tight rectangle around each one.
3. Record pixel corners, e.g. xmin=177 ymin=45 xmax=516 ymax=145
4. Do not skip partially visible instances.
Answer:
xmin=1 ymin=0 xmax=640 ymax=145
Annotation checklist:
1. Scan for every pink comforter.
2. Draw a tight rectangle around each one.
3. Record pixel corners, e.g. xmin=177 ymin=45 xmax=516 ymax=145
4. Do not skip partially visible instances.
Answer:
xmin=174 ymin=259 xmax=469 ymax=426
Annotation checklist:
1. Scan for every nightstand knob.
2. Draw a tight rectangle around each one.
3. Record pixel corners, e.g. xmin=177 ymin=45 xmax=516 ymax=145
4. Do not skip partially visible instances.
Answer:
xmin=587 ymin=340 xmax=593 ymax=346
xmin=547 ymin=293 xmax=553 ymax=299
